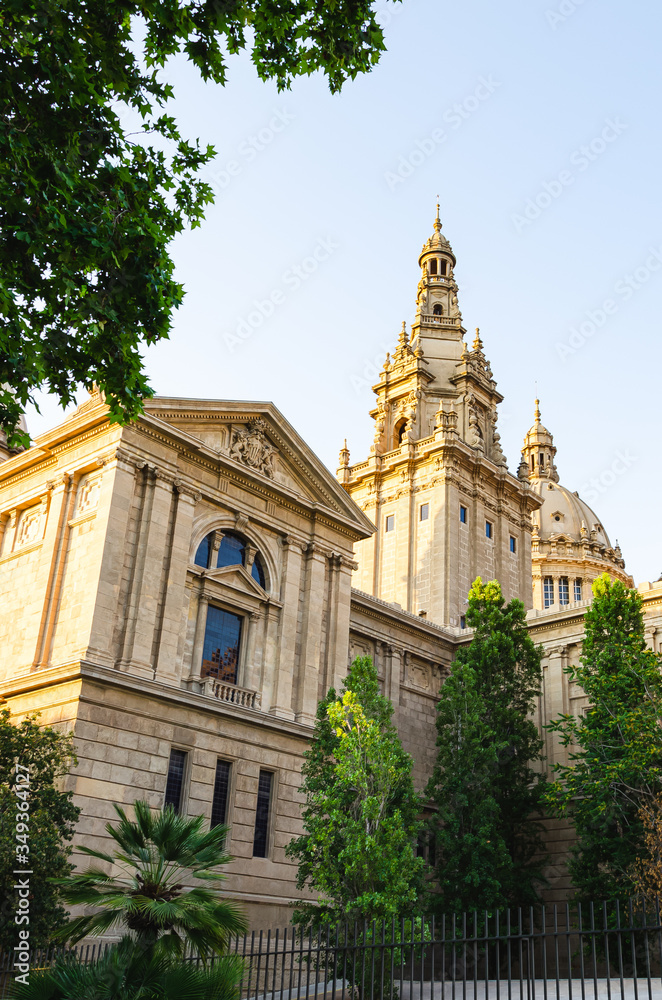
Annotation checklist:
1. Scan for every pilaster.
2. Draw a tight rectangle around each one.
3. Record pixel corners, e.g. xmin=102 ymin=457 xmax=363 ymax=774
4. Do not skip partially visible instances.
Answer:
xmin=154 ymin=483 xmax=201 ymax=684
xmin=270 ymin=535 xmax=303 ymax=721
xmin=295 ymin=543 xmax=328 ymax=725
xmin=33 ymin=474 xmax=77 ymax=669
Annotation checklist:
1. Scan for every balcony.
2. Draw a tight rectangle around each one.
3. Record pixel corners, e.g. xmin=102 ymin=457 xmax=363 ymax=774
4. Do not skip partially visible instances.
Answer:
xmin=213 ymin=680 xmax=260 ymax=709
xmin=198 ymin=677 xmax=261 ymax=710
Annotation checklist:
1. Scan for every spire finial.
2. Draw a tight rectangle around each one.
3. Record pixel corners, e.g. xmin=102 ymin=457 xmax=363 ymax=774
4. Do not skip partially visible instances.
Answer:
xmin=398 ymin=320 xmax=408 ymax=346
xmin=434 ymin=198 xmax=441 ymax=233
xmin=534 ymin=398 xmax=541 ymax=424
xmin=473 ymin=327 xmax=483 ymax=351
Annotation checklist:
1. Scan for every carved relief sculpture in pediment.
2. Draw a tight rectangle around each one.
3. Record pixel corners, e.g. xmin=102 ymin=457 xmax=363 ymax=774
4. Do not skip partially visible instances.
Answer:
xmin=229 ymin=419 xmax=277 ymax=479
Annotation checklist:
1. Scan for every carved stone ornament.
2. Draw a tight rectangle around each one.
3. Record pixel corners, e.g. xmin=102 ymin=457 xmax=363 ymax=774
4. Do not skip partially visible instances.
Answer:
xmin=466 ymin=393 xmax=484 ymax=451
xmin=490 ymin=409 xmax=507 ymax=466
xmin=229 ymin=419 xmax=277 ymax=478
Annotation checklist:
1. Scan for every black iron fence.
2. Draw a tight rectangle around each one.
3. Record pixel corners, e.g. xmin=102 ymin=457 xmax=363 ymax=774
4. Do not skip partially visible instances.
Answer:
xmin=2 ymin=900 xmax=662 ymax=999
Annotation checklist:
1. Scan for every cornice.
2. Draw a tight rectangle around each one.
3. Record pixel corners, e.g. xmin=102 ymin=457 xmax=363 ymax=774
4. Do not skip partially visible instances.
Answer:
xmin=0 ymin=661 xmax=316 ymax=740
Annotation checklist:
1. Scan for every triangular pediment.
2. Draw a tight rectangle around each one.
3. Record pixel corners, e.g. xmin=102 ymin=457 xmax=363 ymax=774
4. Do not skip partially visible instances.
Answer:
xmin=205 ymin=563 xmax=266 ymax=596
xmin=142 ymin=398 xmax=374 ymax=538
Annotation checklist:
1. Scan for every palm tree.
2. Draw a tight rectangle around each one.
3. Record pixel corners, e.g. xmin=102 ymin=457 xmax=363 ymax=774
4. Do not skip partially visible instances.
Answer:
xmin=9 ymin=936 xmax=245 ymax=1000
xmin=55 ymin=800 xmax=247 ymax=959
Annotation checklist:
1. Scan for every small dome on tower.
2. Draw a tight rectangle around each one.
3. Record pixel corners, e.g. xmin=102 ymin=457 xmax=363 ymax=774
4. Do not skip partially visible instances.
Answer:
xmin=521 ymin=399 xmax=559 ymax=482
xmin=418 ymin=203 xmax=456 ymax=270
xmin=522 ymin=401 xmax=633 ymax=610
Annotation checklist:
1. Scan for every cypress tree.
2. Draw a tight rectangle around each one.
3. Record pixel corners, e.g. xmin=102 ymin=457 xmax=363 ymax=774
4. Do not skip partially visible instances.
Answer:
xmin=427 ymin=578 xmax=547 ymax=913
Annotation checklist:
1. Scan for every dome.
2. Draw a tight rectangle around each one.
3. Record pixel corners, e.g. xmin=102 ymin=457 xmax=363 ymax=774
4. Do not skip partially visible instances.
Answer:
xmin=531 ymin=479 xmax=612 ymax=549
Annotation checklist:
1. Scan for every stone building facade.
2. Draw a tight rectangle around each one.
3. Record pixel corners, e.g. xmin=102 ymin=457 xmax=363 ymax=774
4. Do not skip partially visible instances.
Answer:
xmin=1 ymin=209 xmax=659 ymax=925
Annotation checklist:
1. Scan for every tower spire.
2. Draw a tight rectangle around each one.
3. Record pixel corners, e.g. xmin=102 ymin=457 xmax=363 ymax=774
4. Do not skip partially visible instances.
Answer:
xmin=521 ymin=398 xmax=559 ymax=483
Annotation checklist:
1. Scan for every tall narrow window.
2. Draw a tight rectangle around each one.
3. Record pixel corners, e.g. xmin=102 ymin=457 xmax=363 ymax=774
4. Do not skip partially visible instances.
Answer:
xmin=510 ymin=536 xmax=517 ymax=553
xmin=253 ymin=771 xmax=273 ymax=858
xmin=210 ymin=760 xmax=232 ymax=828
xmin=574 ymin=578 xmax=583 ymax=602
xmin=460 ymin=615 xmax=466 ymax=629
xmin=429 ymin=259 xmax=437 ymax=275
xmin=385 ymin=514 xmax=395 ymax=532
xmin=559 ymin=577 xmax=569 ymax=605
xmin=420 ymin=503 xmax=429 ymax=521
xmin=485 ymin=521 xmax=493 ymax=539
xmin=439 ymin=260 xmax=447 ymax=276
xmin=164 ymin=749 xmax=187 ymax=813
xmin=202 ymin=606 xmax=243 ymax=683
xmin=543 ymin=577 xmax=554 ymax=608
xmin=460 ymin=506 xmax=467 ymax=524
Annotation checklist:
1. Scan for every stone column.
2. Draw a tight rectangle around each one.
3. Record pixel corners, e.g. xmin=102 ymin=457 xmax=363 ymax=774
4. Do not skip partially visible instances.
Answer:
xmin=154 ymin=483 xmax=200 ymax=685
xmin=186 ymin=592 xmax=209 ymax=689
xmin=261 ymin=606 xmax=281 ymax=714
xmin=545 ymin=645 xmax=568 ymax=769
xmin=243 ymin=610 xmax=264 ymax=694
xmin=270 ymin=536 xmax=303 ymax=721
xmin=33 ymin=474 xmax=77 ymax=669
xmin=386 ymin=645 xmax=403 ymax=720
xmin=126 ymin=468 xmax=175 ymax=678
xmin=328 ymin=555 xmax=356 ymax=692
xmin=85 ymin=452 xmax=138 ymax=667
xmin=296 ymin=544 xmax=328 ymax=725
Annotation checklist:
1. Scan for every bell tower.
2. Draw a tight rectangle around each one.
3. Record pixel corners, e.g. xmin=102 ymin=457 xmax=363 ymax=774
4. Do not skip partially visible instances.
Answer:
xmin=338 ymin=207 xmax=542 ymax=626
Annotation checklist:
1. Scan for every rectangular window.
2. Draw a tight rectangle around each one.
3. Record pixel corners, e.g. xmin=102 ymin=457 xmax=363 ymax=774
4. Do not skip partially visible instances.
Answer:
xmin=210 ymin=760 xmax=232 ymax=828
xmin=574 ymin=578 xmax=583 ymax=602
xmin=420 ymin=503 xmax=429 ymax=521
xmin=253 ymin=771 xmax=273 ymax=858
xmin=164 ymin=748 xmax=187 ymax=813
xmin=460 ymin=615 xmax=467 ymax=629
xmin=459 ymin=506 xmax=467 ymax=524
xmin=543 ymin=577 xmax=554 ymax=609
xmin=559 ymin=577 xmax=569 ymax=605
xmin=385 ymin=514 xmax=395 ymax=532
xmin=485 ymin=521 xmax=493 ymax=539
xmin=510 ymin=536 xmax=516 ymax=553
xmin=202 ymin=606 xmax=243 ymax=684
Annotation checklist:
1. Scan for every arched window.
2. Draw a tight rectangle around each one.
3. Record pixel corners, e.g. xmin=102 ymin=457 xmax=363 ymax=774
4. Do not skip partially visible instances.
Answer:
xmin=429 ymin=259 xmax=437 ymax=275
xmin=433 ymin=304 xmax=443 ymax=316
xmin=396 ymin=421 xmax=408 ymax=446
xmin=439 ymin=260 xmax=447 ymax=276
xmin=217 ymin=532 xmax=245 ymax=568
xmin=194 ymin=530 xmax=268 ymax=590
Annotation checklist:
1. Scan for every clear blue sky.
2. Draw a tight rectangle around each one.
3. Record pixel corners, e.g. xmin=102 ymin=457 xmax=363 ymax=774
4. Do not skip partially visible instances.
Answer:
xmin=28 ymin=0 xmax=662 ymax=584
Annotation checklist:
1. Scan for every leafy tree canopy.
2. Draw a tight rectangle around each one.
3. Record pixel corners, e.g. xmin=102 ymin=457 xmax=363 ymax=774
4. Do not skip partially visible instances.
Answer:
xmin=427 ymin=578 xmax=547 ymax=914
xmin=0 ymin=0 xmax=398 ymax=445
xmin=545 ymin=573 xmax=662 ymax=902
xmin=286 ymin=656 xmax=425 ymax=927
xmin=0 ymin=709 xmax=80 ymax=951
